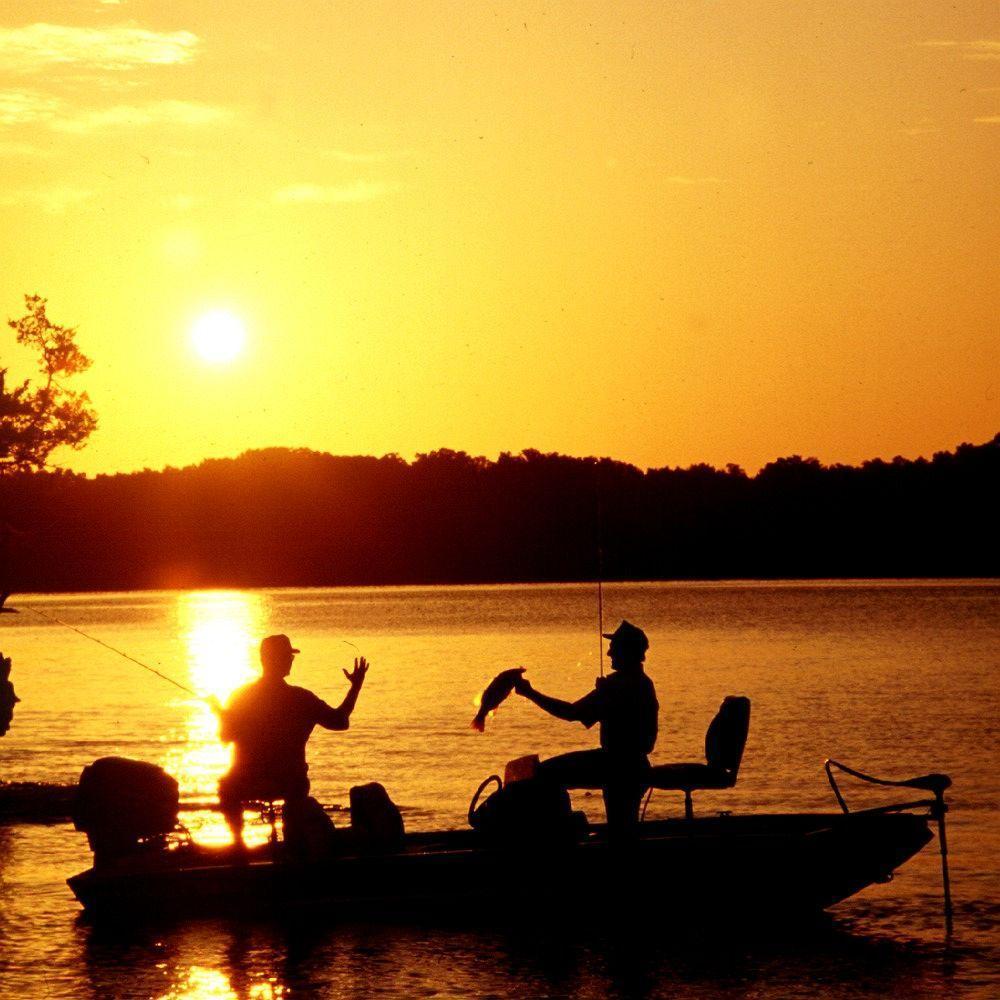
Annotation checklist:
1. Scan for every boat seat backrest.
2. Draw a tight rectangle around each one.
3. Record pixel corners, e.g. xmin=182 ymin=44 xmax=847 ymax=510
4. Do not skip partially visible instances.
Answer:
xmin=704 ymin=696 xmax=751 ymax=777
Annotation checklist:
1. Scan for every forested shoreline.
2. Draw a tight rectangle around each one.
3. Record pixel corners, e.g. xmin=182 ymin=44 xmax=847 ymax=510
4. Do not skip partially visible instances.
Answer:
xmin=1 ymin=435 xmax=997 ymax=592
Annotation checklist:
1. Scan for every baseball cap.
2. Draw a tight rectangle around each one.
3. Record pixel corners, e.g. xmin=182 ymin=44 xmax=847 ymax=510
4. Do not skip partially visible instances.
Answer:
xmin=601 ymin=619 xmax=649 ymax=651
xmin=260 ymin=634 xmax=300 ymax=657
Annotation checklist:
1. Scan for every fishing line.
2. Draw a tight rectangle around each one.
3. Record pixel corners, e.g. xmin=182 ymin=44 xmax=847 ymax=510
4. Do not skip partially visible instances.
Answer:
xmin=19 ymin=605 xmax=363 ymax=698
xmin=19 ymin=605 xmax=200 ymax=697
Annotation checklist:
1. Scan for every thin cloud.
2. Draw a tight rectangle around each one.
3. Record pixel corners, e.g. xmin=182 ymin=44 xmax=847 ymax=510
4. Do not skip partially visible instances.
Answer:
xmin=967 ymin=40 xmax=1000 ymax=60
xmin=0 ymin=186 xmax=93 ymax=214
xmin=917 ymin=38 xmax=1000 ymax=60
xmin=0 ymin=89 xmax=60 ymax=125
xmin=899 ymin=117 xmax=939 ymax=136
xmin=165 ymin=193 xmax=198 ymax=212
xmin=0 ymin=138 xmax=54 ymax=156
xmin=323 ymin=149 xmax=413 ymax=164
xmin=0 ymin=22 xmax=199 ymax=73
xmin=51 ymin=100 xmax=230 ymax=132
xmin=274 ymin=180 xmax=397 ymax=204
xmin=54 ymin=74 xmax=146 ymax=92
xmin=0 ymin=91 xmax=231 ymax=132
xmin=973 ymin=115 xmax=1000 ymax=123
xmin=665 ymin=175 xmax=726 ymax=186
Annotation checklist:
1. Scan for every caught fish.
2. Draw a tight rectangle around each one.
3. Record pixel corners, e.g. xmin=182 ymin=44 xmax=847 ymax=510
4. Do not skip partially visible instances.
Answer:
xmin=471 ymin=667 xmax=525 ymax=732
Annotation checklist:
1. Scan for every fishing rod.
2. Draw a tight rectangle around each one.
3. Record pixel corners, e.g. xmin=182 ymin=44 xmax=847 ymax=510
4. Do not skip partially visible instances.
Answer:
xmin=595 ymin=465 xmax=605 ymax=678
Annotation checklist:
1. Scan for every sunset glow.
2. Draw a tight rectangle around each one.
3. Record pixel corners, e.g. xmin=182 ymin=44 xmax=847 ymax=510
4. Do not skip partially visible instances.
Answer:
xmin=165 ymin=591 xmax=261 ymax=794
xmin=190 ymin=311 xmax=246 ymax=365
xmin=1 ymin=2 xmax=997 ymax=987
xmin=0 ymin=3 xmax=996 ymax=474
xmin=160 ymin=589 xmax=271 ymax=846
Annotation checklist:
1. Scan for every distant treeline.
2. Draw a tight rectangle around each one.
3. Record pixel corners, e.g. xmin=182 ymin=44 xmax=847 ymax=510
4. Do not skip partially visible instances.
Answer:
xmin=1 ymin=435 xmax=997 ymax=592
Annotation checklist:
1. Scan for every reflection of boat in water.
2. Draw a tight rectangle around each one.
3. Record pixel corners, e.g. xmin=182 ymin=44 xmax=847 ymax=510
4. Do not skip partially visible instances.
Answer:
xmin=67 ymin=759 xmax=951 ymax=924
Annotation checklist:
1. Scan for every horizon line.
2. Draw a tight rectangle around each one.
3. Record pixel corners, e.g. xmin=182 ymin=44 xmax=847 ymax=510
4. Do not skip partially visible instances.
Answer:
xmin=20 ymin=430 xmax=1000 ymax=482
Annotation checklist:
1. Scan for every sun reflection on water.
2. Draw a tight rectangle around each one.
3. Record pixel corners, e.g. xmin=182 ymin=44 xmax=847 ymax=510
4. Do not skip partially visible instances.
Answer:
xmin=180 ymin=590 xmax=267 ymax=701
xmin=160 ymin=967 xmax=235 ymax=1000
xmin=159 ymin=590 xmax=270 ymax=843
xmin=158 ymin=967 xmax=285 ymax=1000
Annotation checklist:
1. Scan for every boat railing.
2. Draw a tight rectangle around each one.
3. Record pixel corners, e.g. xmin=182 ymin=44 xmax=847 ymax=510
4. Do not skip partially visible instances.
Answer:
xmin=824 ymin=758 xmax=950 ymax=814
xmin=824 ymin=757 xmax=953 ymax=935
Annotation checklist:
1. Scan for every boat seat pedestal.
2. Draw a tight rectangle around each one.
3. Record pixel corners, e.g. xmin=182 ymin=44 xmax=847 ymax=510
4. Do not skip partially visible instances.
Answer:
xmin=647 ymin=696 xmax=751 ymax=820
xmin=244 ymin=799 xmax=282 ymax=849
xmin=648 ymin=764 xmax=735 ymax=819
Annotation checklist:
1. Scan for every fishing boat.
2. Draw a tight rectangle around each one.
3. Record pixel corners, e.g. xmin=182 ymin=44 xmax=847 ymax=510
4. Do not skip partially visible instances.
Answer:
xmin=66 ymin=756 xmax=953 ymax=926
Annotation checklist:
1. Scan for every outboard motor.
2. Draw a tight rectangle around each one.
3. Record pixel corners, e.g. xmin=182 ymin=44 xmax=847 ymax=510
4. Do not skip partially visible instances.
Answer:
xmin=73 ymin=757 xmax=179 ymax=866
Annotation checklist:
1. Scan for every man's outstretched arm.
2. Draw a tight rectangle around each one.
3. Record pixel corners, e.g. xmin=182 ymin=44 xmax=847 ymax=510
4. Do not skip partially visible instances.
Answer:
xmin=514 ymin=676 xmax=587 ymax=723
xmin=206 ymin=696 xmax=234 ymax=742
xmin=317 ymin=657 xmax=368 ymax=730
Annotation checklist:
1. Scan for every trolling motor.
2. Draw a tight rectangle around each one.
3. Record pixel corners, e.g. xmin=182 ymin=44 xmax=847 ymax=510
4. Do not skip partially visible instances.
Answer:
xmin=825 ymin=758 xmax=954 ymax=936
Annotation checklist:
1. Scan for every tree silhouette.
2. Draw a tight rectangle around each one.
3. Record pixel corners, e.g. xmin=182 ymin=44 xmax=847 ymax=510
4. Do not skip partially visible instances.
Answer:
xmin=1 ymin=295 xmax=97 ymax=474
xmin=0 ymin=434 xmax=995 ymax=591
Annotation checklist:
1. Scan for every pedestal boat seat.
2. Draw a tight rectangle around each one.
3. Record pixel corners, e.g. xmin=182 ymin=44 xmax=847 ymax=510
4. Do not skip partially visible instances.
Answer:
xmin=648 ymin=695 xmax=751 ymax=819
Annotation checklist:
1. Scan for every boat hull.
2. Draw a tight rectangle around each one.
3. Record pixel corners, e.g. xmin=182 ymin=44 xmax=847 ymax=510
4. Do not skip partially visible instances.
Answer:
xmin=67 ymin=811 xmax=933 ymax=921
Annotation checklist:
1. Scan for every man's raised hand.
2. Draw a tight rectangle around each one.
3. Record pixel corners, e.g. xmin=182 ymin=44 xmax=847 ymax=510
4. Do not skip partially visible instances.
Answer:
xmin=344 ymin=656 xmax=368 ymax=688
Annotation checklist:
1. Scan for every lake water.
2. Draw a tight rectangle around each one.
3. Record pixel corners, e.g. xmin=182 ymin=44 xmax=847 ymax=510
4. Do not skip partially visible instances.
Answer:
xmin=0 ymin=581 xmax=997 ymax=998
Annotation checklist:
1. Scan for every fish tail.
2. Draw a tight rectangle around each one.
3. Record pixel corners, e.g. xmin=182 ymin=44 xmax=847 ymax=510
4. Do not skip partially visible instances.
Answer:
xmin=471 ymin=716 xmax=486 ymax=732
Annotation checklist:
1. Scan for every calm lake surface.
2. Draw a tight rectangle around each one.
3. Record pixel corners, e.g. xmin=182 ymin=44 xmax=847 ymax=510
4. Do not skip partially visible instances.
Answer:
xmin=0 ymin=581 xmax=997 ymax=998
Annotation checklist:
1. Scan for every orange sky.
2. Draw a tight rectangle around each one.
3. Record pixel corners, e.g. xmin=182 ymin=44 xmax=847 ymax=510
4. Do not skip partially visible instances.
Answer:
xmin=1 ymin=2 xmax=997 ymax=475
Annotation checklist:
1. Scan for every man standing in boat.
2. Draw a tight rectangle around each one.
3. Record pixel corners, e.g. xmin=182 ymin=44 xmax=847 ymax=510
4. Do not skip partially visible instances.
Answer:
xmin=216 ymin=634 xmax=368 ymax=850
xmin=514 ymin=620 xmax=657 ymax=839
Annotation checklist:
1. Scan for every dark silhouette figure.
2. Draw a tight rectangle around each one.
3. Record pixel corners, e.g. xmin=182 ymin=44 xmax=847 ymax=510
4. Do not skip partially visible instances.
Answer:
xmin=0 ymin=652 xmax=19 ymax=736
xmin=514 ymin=620 xmax=658 ymax=838
xmin=217 ymin=634 xmax=368 ymax=849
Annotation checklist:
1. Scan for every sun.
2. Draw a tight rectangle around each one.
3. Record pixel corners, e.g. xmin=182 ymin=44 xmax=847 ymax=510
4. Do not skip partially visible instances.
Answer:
xmin=190 ymin=310 xmax=247 ymax=364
